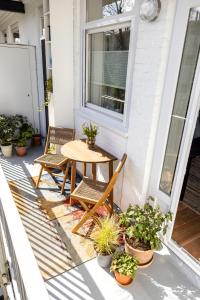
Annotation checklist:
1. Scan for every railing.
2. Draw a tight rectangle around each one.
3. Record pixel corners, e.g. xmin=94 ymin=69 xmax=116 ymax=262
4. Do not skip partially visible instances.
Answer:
xmin=0 ymin=166 xmax=49 ymax=300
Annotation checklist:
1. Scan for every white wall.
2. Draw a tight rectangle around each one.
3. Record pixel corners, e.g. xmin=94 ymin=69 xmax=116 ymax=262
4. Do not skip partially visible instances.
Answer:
xmin=49 ymin=0 xmax=74 ymax=128
xmin=0 ymin=0 xmax=46 ymax=136
xmin=73 ymin=0 xmax=177 ymax=210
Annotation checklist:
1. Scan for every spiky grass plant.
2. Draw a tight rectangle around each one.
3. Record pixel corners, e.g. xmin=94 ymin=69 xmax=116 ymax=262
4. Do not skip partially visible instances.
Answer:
xmin=93 ymin=216 xmax=120 ymax=255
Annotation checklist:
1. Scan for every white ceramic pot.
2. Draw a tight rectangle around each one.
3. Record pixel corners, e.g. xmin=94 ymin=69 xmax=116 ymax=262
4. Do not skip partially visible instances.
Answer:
xmin=1 ymin=144 xmax=13 ymax=157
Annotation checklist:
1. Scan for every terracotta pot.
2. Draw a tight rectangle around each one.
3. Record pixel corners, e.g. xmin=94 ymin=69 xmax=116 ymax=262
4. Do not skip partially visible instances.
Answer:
xmin=1 ymin=144 xmax=12 ymax=157
xmin=124 ymin=237 xmax=153 ymax=267
xmin=114 ymin=271 xmax=133 ymax=286
xmin=15 ymin=146 xmax=27 ymax=157
xmin=33 ymin=135 xmax=41 ymax=147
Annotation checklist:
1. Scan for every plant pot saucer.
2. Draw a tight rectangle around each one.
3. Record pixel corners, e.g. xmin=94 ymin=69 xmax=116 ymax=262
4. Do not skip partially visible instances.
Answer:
xmin=137 ymin=254 xmax=154 ymax=268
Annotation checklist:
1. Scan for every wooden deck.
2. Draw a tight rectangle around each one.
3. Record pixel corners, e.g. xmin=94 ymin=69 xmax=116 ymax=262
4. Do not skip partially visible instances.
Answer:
xmin=172 ymin=202 xmax=200 ymax=262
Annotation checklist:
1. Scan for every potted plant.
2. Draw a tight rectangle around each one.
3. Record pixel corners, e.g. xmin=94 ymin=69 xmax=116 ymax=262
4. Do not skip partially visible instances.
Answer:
xmin=15 ymin=138 xmax=27 ymax=156
xmin=20 ymin=122 xmax=34 ymax=148
xmin=0 ymin=115 xmax=16 ymax=157
xmin=82 ymin=122 xmax=98 ymax=148
xmin=123 ymin=197 xmax=172 ymax=267
xmin=110 ymin=251 xmax=138 ymax=286
xmin=92 ymin=216 xmax=119 ymax=268
xmin=32 ymin=128 xmax=41 ymax=147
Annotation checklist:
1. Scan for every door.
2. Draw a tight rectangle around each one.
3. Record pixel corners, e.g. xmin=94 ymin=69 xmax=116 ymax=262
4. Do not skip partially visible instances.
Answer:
xmin=149 ymin=0 xmax=200 ymax=275
xmin=0 ymin=44 xmax=39 ymax=128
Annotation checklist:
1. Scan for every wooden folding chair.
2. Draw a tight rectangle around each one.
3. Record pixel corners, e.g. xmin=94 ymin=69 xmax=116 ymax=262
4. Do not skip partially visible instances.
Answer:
xmin=70 ymin=154 xmax=127 ymax=233
xmin=34 ymin=126 xmax=75 ymax=194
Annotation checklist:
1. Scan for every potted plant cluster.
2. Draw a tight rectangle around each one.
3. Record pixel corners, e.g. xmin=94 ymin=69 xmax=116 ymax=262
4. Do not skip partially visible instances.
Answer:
xmin=92 ymin=216 xmax=119 ymax=268
xmin=0 ymin=114 xmax=38 ymax=157
xmin=121 ymin=197 xmax=172 ymax=267
xmin=0 ymin=115 xmax=16 ymax=157
xmin=82 ymin=121 xmax=98 ymax=148
xmin=110 ymin=251 xmax=138 ymax=286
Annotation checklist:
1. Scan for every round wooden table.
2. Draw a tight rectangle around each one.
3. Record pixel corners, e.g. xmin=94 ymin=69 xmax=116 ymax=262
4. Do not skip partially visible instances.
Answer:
xmin=61 ymin=139 xmax=117 ymax=204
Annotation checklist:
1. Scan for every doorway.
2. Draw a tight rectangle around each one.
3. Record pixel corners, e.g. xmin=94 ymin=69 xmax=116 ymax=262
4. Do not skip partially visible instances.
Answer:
xmin=172 ymin=112 xmax=200 ymax=262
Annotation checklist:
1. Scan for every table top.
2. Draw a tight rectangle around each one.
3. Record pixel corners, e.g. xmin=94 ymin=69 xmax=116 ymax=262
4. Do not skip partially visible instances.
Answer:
xmin=61 ymin=139 xmax=117 ymax=163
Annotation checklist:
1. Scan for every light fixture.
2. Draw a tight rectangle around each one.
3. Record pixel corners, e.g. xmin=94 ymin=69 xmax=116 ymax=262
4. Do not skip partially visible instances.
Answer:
xmin=140 ymin=0 xmax=161 ymax=22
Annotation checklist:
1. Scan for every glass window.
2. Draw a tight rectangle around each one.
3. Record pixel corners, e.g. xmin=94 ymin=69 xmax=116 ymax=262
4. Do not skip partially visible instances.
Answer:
xmin=86 ymin=0 xmax=135 ymax=22
xmin=159 ymin=7 xmax=200 ymax=195
xmin=86 ymin=26 xmax=130 ymax=114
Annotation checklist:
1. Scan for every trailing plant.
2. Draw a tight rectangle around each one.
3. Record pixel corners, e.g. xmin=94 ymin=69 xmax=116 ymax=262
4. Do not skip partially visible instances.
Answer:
xmin=125 ymin=197 xmax=172 ymax=250
xmin=110 ymin=251 xmax=138 ymax=278
xmin=93 ymin=216 xmax=119 ymax=255
xmin=82 ymin=122 xmax=98 ymax=139
xmin=38 ymin=78 xmax=53 ymax=112
xmin=0 ymin=115 xmax=16 ymax=145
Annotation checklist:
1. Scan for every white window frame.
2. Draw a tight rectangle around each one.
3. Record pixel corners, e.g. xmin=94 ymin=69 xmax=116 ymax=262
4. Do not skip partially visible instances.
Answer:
xmin=80 ymin=0 xmax=137 ymax=131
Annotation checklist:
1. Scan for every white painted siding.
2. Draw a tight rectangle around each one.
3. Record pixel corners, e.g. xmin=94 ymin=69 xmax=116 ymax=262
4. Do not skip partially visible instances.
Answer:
xmin=73 ymin=0 xmax=177 ymax=210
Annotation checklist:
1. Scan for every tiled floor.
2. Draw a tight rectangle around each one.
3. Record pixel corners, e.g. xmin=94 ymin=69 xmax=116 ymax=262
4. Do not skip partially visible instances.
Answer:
xmin=1 ymin=148 xmax=200 ymax=300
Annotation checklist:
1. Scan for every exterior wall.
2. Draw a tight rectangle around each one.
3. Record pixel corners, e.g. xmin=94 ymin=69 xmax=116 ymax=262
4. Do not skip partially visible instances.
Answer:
xmin=0 ymin=0 xmax=46 ymax=136
xmin=49 ymin=0 xmax=74 ymax=128
xmin=73 ymin=0 xmax=177 ymax=210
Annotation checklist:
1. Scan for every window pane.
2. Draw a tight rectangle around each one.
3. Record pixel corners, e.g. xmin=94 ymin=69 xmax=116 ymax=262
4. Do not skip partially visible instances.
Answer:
xmin=159 ymin=117 xmax=185 ymax=195
xmin=86 ymin=0 xmax=135 ymax=22
xmin=86 ymin=26 xmax=130 ymax=114
xmin=159 ymin=7 xmax=200 ymax=195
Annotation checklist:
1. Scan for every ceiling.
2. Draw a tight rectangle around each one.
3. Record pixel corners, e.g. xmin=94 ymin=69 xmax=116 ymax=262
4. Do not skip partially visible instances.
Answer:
xmin=0 ymin=1 xmax=24 ymax=32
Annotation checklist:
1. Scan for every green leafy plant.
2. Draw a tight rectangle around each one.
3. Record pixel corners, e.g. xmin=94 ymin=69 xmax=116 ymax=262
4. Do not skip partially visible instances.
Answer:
xmin=0 ymin=115 xmax=16 ymax=145
xmin=93 ymin=216 xmax=119 ymax=255
xmin=125 ymin=197 xmax=172 ymax=250
xmin=16 ymin=138 xmax=27 ymax=147
xmin=20 ymin=122 xmax=34 ymax=140
xmin=110 ymin=251 xmax=138 ymax=278
xmin=82 ymin=122 xmax=98 ymax=139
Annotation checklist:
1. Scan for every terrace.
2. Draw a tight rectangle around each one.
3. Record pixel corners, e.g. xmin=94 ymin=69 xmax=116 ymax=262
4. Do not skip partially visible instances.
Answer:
xmin=0 ymin=147 xmax=199 ymax=299
xmin=0 ymin=0 xmax=200 ymax=299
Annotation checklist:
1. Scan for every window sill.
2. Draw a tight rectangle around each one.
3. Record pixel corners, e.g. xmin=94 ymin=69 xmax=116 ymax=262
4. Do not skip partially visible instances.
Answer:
xmin=75 ymin=107 xmax=129 ymax=138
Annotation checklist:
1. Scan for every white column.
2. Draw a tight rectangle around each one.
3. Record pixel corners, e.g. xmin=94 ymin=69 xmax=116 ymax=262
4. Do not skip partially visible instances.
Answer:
xmin=6 ymin=25 xmax=14 ymax=44
xmin=0 ymin=31 xmax=5 ymax=43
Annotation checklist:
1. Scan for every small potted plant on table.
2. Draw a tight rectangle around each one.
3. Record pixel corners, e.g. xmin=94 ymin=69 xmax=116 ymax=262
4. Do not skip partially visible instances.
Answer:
xmin=123 ymin=197 xmax=172 ymax=267
xmin=0 ymin=115 xmax=16 ymax=157
xmin=110 ymin=251 xmax=138 ymax=286
xmin=15 ymin=138 xmax=27 ymax=156
xmin=93 ymin=216 xmax=119 ymax=268
xmin=82 ymin=121 xmax=98 ymax=148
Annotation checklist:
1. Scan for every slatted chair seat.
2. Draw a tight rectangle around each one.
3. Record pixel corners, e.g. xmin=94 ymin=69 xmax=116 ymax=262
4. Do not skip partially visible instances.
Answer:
xmin=34 ymin=126 xmax=75 ymax=194
xmin=35 ymin=154 xmax=68 ymax=167
xmin=71 ymin=178 xmax=107 ymax=203
xmin=71 ymin=154 xmax=127 ymax=233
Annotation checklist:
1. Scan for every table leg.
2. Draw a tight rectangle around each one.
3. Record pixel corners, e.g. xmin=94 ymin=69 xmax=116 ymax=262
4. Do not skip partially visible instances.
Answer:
xmin=70 ymin=161 xmax=76 ymax=205
xmin=83 ymin=162 xmax=87 ymax=177
xmin=109 ymin=161 xmax=114 ymax=211
xmin=92 ymin=163 xmax=96 ymax=181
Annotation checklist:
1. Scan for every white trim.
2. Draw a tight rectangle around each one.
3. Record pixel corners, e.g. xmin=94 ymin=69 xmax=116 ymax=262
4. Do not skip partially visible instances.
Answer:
xmin=81 ymin=0 xmax=137 ymax=129
xmin=149 ymin=0 xmax=200 ymax=275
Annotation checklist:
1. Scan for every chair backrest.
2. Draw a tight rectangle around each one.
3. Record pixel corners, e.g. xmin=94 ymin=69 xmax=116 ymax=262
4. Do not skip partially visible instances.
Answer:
xmin=44 ymin=126 xmax=75 ymax=153
xmin=100 ymin=153 xmax=127 ymax=202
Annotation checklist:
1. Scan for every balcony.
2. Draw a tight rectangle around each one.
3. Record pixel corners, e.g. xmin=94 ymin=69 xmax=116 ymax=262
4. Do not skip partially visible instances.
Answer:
xmin=0 ymin=147 xmax=199 ymax=300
